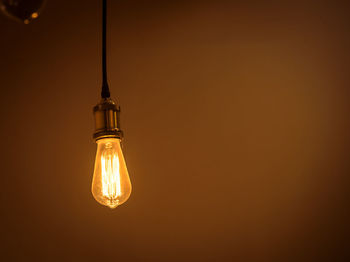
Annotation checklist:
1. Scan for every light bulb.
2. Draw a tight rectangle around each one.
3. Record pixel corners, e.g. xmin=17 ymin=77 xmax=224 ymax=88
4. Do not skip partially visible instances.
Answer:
xmin=91 ymin=97 xmax=131 ymax=209
xmin=92 ymin=138 xmax=131 ymax=208
xmin=0 ymin=0 xmax=46 ymax=24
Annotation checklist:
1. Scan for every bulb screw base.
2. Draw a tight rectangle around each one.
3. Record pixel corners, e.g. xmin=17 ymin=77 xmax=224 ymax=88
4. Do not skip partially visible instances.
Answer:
xmin=93 ymin=98 xmax=123 ymax=140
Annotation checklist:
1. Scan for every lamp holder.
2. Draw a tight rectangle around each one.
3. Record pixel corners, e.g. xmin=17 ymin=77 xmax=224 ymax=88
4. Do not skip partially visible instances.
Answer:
xmin=93 ymin=98 xmax=123 ymax=140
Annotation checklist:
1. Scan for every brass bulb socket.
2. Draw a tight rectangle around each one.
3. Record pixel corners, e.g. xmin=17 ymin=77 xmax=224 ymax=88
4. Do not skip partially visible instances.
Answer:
xmin=93 ymin=98 xmax=123 ymax=140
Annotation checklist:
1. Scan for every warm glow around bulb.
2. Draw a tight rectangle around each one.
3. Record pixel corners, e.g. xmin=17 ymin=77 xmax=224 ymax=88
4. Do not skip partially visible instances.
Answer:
xmin=92 ymin=138 xmax=131 ymax=208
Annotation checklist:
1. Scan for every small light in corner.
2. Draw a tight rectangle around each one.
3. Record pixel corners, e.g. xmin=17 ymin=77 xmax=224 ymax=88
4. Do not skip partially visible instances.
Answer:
xmin=0 ymin=0 xmax=46 ymax=24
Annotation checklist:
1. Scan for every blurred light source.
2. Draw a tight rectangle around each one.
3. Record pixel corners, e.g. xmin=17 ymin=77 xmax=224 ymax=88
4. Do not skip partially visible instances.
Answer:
xmin=0 ymin=0 xmax=45 ymax=24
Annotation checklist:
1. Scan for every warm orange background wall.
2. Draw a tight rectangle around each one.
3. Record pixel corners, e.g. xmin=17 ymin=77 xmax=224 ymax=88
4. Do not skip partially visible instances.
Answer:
xmin=0 ymin=1 xmax=349 ymax=261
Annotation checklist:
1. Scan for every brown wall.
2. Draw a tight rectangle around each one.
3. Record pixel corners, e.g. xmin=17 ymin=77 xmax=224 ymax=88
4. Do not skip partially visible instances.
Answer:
xmin=0 ymin=0 xmax=349 ymax=261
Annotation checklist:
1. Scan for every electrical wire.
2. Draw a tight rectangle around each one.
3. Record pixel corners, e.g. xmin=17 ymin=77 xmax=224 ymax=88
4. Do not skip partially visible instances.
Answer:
xmin=101 ymin=0 xmax=110 ymax=98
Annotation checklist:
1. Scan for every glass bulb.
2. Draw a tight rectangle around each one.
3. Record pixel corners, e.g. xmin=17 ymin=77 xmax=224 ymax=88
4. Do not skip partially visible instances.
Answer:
xmin=92 ymin=138 xmax=131 ymax=209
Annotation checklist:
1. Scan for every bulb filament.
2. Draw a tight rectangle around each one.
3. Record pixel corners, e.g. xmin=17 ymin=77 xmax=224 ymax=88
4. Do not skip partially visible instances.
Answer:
xmin=101 ymin=144 xmax=122 ymax=207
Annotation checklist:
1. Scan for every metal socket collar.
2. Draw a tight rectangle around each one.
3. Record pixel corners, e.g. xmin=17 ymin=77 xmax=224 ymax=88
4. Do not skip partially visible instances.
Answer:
xmin=93 ymin=98 xmax=123 ymax=140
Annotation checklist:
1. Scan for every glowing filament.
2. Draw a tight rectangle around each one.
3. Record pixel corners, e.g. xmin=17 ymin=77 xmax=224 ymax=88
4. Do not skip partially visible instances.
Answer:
xmin=101 ymin=153 xmax=121 ymax=200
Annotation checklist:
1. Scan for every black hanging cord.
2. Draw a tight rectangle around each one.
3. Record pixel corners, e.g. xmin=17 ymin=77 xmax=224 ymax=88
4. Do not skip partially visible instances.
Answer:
xmin=101 ymin=0 xmax=110 ymax=98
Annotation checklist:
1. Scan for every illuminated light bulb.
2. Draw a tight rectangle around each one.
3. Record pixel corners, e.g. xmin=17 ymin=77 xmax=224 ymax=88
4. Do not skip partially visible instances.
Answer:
xmin=91 ymin=98 xmax=132 ymax=209
xmin=92 ymin=138 xmax=131 ymax=208
xmin=91 ymin=0 xmax=132 ymax=209
xmin=0 ymin=0 xmax=45 ymax=24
